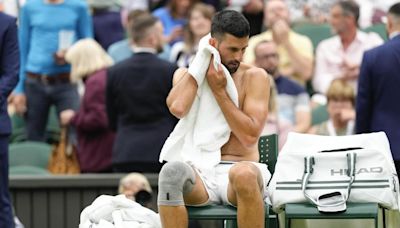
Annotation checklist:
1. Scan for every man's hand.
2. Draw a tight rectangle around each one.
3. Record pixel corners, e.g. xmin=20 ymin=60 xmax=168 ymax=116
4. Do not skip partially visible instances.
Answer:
xmin=60 ymin=109 xmax=75 ymax=126
xmin=272 ymin=20 xmax=290 ymax=45
xmin=340 ymin=108 xmax=355 ymax=123
xmin=54 ymin=50 xmax=67 ymax=65
xmin=342 ymin=61 xmax=360 ymax=81
xmin=12 ymin=94 xmax=27 ymax=115
xmin=243 ymin=0 xmax=263 ymax=14
xmin=206 ymin=59 xmax=226 ymax=93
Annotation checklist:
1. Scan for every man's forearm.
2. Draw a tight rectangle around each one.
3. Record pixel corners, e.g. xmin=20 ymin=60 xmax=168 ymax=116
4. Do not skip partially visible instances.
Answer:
xmin=167 ymin=71 xmax=198 ymax=119
xmin=212 ymin=89 xmax=261 ymax=147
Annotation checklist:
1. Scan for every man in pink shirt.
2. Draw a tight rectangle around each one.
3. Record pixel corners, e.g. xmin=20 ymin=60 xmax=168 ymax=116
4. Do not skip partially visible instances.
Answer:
xmin=312 ymin=0 xmax=383 ymax=95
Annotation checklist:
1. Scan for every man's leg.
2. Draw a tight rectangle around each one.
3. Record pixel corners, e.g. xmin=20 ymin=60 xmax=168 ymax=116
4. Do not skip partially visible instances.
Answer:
xmin=227 ymin=162 xmax=265 ymax=228
xmin=0 ymin=135 xmax=14 ymax=228
xmin=158 ymin=161 xmax=209 ymax=228
xmin=25 ymin=78 xmax=51 ymax=141
xmin=52 ymin=82 xmax=79 ymax=142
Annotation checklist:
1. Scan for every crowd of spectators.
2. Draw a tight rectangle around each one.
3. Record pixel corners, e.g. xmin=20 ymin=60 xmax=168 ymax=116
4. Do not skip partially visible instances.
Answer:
xmin=2 ymin=0 xmax=398 ymax=172
xmin=2 ymin=0 xmax=400 ymax=227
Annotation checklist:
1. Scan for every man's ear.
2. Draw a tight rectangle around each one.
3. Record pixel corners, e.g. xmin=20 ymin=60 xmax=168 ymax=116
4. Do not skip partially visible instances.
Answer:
xmin=209 ymin=37 xmax=217 ymax=48
xmin=386 ymin=16 xmax=393 ymax=35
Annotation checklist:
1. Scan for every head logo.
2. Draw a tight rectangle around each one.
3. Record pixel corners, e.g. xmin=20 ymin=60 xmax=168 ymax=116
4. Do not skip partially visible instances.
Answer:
xmin=330 ymin=167 xmax=383 ymax=176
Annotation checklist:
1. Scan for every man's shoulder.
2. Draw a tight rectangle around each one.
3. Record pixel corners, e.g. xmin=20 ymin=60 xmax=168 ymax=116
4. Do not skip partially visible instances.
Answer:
xmin=0 ymin=12 xmax=15 ymax=26
xmin=110 ymin=54 xmax=176 ymax=72
xmin=241 ymin=64 xmax=270 ymax=89
xmin=316 ymin=35 xmax=338 ymax=51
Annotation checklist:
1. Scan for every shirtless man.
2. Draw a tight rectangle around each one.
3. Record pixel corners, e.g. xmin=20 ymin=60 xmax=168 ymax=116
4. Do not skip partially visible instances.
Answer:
xmin=158 ymin=10 xmax=270 ymax=228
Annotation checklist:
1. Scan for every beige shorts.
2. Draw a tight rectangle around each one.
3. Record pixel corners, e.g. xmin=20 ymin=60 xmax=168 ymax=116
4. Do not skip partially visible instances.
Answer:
xmin=190 ymin=161 xmax=271 ymax=207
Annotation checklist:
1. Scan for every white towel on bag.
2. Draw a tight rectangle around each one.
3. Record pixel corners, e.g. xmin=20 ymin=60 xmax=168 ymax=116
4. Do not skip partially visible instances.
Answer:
xmin=159 ymin=34 xmax=239 ymax=170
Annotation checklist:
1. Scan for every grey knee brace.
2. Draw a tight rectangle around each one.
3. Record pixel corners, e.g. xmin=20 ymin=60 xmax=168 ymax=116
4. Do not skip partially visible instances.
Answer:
xmin=158 ymin=161 xmax=196 ymax=206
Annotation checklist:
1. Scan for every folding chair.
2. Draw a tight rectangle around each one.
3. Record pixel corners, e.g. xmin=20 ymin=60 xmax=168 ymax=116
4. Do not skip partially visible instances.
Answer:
xmin=187 ymin=134 xmax=279 ymax=228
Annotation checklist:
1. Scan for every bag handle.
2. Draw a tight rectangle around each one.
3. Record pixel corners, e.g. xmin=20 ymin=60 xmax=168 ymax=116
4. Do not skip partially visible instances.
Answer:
xmin=301 ymin=152 xmax=357 ymax=207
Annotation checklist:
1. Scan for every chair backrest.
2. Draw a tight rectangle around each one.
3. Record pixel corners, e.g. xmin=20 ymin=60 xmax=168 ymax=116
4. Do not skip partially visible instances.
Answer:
xmin=362 ymin=23 xmax=387 ymax=41
xmin=258 ymin=134 xmax=278 ymax=174
xmin=9 ymin=165 xmax=51 ymax=176
xmin=311 ymin=104 xmax=329 ymax=126
xmin=9 ymin=141 xmax=52 ymax=168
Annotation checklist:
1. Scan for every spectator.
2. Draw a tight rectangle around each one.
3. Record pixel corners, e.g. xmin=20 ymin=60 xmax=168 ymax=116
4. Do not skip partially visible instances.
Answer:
xmin=355 ymin=0 xmax=398 ymax=28
xmin=244 ymin=0 xmax=313 ymax=85
xmin=254 ymin=40 xmax=311 ymax=146
xmin=0 ymin=11 xmax=19 ymax=228
xmin=61 ymin=38 xmax=115 ymax=173
xmin=12 ymin=0 xmax=93 ymax=141
xmin=309 ymin=79 xmax=355 ymax=136
xmin=287 ymin=0 xmax=333 ymax=24
xmin=106 ymin=14 xmax=178 ymax=173
xmin=119 ymin=172 xmax=153 ymax=207
xmin=169 ymin=2 xmax=214 ymax=67
xmin=356 ymin=3 xmax=400 ymax=174
xmin=152 ymin=0 xmax=197 ymax=46
xmin=312 ymin=0 xmax=383 ymax=95
xmin=107 ymin=10 xmax=171 ymax=63
xmin=88 ymin=0 xmax=125 ymax=50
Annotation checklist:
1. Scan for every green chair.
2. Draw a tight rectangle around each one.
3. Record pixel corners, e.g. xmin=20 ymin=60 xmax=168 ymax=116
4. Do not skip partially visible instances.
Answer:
xmin=292 ymin=23 xmax=333 ymax=49
xmin=9 ymin=165 xmax=51 ymax=175
xmin=9 ymin=114 xmax=27 ymax=143
xmin=187 ymin=134 xmax=279 ymax=228
xmin=362 ymin=23 xmax=387 ymax=41
xmin=9 ymin=141 xmax=52 ymax=169
xmin=311 ymin=104 xmax=329 ymax=126
xmin=285 ymin=202 xmax=380 ymax=228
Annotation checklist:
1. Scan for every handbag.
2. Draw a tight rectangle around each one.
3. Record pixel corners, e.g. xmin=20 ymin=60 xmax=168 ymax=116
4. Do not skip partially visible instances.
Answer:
xmin=48 ymin=127 xmax=80 ymax=174
xmin=268 ymin=132 xmax=400 ymax=212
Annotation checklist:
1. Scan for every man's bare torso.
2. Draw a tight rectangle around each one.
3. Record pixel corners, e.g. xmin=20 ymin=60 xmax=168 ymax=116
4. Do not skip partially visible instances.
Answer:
xmin=221 ymin=63 xmax=260 ymax=162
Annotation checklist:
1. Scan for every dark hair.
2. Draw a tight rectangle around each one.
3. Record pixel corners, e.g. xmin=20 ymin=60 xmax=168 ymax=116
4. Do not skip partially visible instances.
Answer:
xmin=336 ymin=1 xmax=360 ymax=27
xmin=130 ymin=14 xmax=159 ymax=43
xmin=389 ymin=2 xmax=400 ymax=17
xmin=211 ymin=10 xmax=250 ymax=40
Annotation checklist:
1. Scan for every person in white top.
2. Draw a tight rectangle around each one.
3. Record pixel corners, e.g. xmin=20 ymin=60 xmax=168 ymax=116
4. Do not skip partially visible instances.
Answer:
xmin=312 ymin=0 xmax=383 ymax=95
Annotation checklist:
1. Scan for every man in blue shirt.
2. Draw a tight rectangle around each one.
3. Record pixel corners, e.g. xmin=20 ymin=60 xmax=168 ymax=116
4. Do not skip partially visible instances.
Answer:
xmin=13 ymin=0 xmax=93 ymax=141
xmin=0 ymin=12 xmax=19 ymax=228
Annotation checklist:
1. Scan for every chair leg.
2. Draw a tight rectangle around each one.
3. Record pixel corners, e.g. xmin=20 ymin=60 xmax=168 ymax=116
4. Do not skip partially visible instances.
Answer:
xmin=225 ymin=220 xmax=237 ymax=228
xmin=285 ymin=218 xmax=290 ymax=228
xmin=382 ymin=207 xmax=386 ymax=228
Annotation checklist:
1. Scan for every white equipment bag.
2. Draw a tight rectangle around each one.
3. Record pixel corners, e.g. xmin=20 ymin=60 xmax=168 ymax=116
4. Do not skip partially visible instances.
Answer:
xmin=268 ymin=132 xmax=400 ymax=213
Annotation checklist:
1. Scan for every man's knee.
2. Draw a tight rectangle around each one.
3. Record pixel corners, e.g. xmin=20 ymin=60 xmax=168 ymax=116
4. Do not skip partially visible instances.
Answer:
xmin=229 ymin=163 xmax=262 ymax=194
xmin=158 ymin=161 xmax=196 ymax=206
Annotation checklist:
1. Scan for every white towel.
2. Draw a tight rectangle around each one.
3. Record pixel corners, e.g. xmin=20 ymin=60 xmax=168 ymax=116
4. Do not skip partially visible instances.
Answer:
xmin=79 ymin=195 xmax=161 ymax=228
xmin=159 ymin=34 xmax=239 ymax=170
